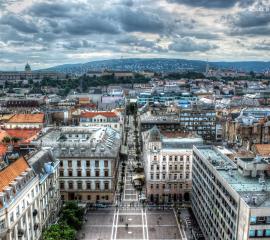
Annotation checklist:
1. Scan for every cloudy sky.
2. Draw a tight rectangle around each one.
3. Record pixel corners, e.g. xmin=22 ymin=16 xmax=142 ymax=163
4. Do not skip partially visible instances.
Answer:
xmin=0 ymin=0 xmax=269 ymax=70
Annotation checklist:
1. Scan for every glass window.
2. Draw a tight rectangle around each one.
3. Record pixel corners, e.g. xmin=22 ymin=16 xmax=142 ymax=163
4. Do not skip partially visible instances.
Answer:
xmin=257 ymin=230 xmax=263 ymax=237
xmin=267 ymin=217 xmax=270 ymax=224
xmin=249 ymin=230 xmax=255 ymax=237
xmin=250 ymin=216 xmax=256 ymax=224
xmin=77 ymin=182 xmax=82 ymax=190
xmin=265 ymin=229 xmax=270 ymax=236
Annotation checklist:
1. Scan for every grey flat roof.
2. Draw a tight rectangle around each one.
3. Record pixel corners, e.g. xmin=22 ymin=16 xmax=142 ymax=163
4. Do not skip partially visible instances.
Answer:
xmin=196 ymin=146 xmax=270 ymax=207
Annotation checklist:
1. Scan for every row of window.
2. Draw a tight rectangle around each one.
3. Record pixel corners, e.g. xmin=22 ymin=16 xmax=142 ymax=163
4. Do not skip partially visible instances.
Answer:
xmin=150 ymin=164 xmax=190 ymax=171
xmin=250 ymin=216 xmax=270 ymax=225
xmin=249 ymin=229 xmax=270 ymax=237
xmin=60 ymin=160 xmax=109 ymax=168
xmin=150 ymin=183 xmax=189 ymax=190
xmin=60 ymin=169 xmax=110 ymax=177
xmin=150 ymin=172 xmax=190 ymax=180
xmin=153 ymin=155 xmax=191 ymax=162
xmin=60 ymin=181 xmax=110 ymax=190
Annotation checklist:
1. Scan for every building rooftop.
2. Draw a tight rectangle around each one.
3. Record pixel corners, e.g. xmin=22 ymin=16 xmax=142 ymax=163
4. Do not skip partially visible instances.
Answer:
xmin=195 ymin=145 xmax=270 ymax=207
xmin=7 ymin=113 xmax=45 ymax=123
xmin=0 ymin=156 xmax=29 ymax=192
xmin=80 ymin=111 xmax=118 ymax=118
xmin=255 ymin=144 xmax=270 ymax=157
xmin=27 ymin=149 xmax=57 ymax=181
xmin=33 ymin=126 xmax=121 ymax=158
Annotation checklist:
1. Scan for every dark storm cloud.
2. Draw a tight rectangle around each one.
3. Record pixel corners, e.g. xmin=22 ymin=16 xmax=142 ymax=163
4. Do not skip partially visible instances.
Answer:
xmin=0 ymin=14 xmax=38 ymax=33
xmin=169 ymin=37 xmax=218 ymax=52
xmin=167 ymin=0 xmax=253 ymax=8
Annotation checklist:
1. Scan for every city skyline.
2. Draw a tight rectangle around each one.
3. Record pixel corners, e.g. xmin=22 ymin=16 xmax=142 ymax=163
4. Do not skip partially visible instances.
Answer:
xmin=0 ymin=0 xmax=269 ymax=70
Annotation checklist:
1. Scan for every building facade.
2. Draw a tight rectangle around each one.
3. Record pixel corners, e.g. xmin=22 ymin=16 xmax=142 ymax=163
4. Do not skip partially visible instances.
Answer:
xmin=143 ymin=126 xmax=203 ymax=203
xmin=192 ymin=145 xmax=270 ymax=240
xmin=33 ymin=127 xmax=121 ymax=203
xmin=26 ymin=149 xmax=61 ymax=231
xmin=0 ymin=157 xmax=41 ymax=240
xmin=140 ymin=103 xmax=216 ymax=142
xmin=79 ymin=111 xmax=122 ymax=131
xmin=4 ymin=114 xmax=45 ymax=129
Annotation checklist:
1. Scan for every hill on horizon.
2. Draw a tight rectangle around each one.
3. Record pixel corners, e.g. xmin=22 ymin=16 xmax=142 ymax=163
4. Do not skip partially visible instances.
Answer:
xmin=42 ymin=58 xmax=270 ymax=74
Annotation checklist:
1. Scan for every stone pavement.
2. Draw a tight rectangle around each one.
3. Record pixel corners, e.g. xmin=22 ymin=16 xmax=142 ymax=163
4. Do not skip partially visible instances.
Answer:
xmin=80 ymin=208 xmax=187 ymax=240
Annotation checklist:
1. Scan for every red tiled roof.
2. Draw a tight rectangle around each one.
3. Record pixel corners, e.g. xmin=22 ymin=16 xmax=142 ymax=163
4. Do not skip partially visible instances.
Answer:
xmin=7 ymin=113 xmax=45 ymax=123
xmin=0 ymin=157 xmax=29 ymax=192
xmin=5 ymin=129 xmax=41 ymax=143
xmin=80 ymin=112 xmax=117 ymax=118
xmin=0 ymin=130 xmax=10 ymax=142
xmin=255 ymin=144 xmax=270 ymax=156
xmin=0 ymin=144 xmax=7 ymax=156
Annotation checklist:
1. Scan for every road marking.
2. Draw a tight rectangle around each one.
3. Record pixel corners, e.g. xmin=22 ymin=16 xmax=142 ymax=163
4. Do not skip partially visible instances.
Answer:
xmin=141 ymin=209 xmax=145 ymax=240
xmin=144 ymin=209 xmax=149 ymax=240
xmin=113 ymin=209 xmax=119 ymax=240
xmin=110 ymin=209 xmax=116 ymax=240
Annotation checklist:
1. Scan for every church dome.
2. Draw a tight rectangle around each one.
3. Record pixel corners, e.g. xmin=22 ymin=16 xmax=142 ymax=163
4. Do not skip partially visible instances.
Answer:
xmin=25 ymin=62 xmax=31 ymax=72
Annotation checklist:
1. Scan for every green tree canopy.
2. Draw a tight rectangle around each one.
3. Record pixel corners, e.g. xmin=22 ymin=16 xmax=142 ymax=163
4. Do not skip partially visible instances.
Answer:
xmin=42 ymin=223 xmax=76 ymax=240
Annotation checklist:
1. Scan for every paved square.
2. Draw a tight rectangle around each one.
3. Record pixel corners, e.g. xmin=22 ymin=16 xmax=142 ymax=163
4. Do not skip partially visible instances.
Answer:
xmin=79 ymin=208 xmax=188 ymax=240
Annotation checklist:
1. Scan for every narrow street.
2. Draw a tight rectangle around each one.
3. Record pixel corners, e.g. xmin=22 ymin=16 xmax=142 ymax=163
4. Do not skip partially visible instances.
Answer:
xmin=79 ymin=113 xmax=188 ymax=240
xmin=110 ymin=114 xmax=187 ymax=240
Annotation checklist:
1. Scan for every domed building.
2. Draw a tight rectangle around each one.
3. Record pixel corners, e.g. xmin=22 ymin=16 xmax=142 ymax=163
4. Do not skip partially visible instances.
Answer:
xmin=25 ymin=62 xmax=31 ymax=73
xmin=0 ymin=62 xmax=65 ymax=82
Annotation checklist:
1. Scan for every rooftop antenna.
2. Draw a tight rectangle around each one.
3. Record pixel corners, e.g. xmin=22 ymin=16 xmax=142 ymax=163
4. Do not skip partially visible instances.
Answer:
xmin=121 ymin=55 xmax=124 ymax=71
xmin=205 ymin=58 xmax=209 ymax=76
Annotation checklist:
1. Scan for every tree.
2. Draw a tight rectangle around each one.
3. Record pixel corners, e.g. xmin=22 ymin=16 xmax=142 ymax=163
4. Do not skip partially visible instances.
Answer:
xmin=11 ymin=137 xmax=21 ymax=143
xmin=42 ymin=223 xmax=75 ymax=240
xmin=2 ymin=136 xmax=11 ymax=144
xmin=61 ymin=202 xmax=84 ymax=230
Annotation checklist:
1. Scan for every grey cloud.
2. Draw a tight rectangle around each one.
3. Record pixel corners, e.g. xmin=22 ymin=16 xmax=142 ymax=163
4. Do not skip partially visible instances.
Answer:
xmin=65 ymin=16 xmax=120 ymax=35
xmin=62 ymin=40 xmax=96 ymax=50
xmin=167 ymin=0 xmax=251 ymax=8
xmin=169 ymin=37 xmax=218 ymax=52
xmin=231 ymin=11 xmax=270 ymax=28
xmin=225 ymin=1 xmax=270 ymax=36
xmin=0 ymin=14 xmax=38 ymax=33
xmin=117 ymin=36 xmax=155 ymax=48
xmin=253 ymin=40 xmax=270 ymax=50
xmin=118 ymin=8 xmax=165 ymax=33
xmin=28 ymin=2 xmax=72 ymax=18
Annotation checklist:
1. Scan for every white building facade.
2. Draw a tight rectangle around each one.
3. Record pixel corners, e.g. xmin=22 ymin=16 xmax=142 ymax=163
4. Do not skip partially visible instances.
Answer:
xmin=142 ymin=126 xmax=203 ymax=204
